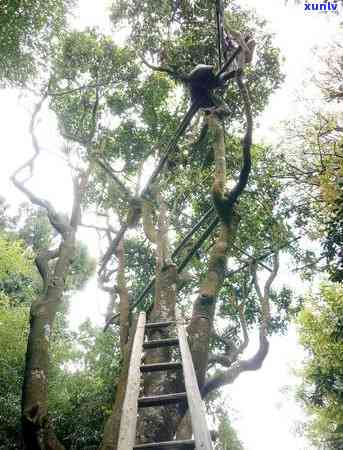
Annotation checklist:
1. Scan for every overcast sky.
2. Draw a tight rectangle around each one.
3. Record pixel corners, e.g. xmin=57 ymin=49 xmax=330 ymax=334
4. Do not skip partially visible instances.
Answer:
xmin=1 ymin=1 xmax=341 ymax=449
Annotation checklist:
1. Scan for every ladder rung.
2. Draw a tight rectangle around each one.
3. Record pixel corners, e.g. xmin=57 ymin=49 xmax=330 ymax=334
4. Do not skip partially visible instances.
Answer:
xmin=133 ymin=439 xmax=195 ymax=449
xmin=140 ymin=361 xmax=183 ymax=373
xmin=138 ymin=392 xmax=187 ymax=407
xmin=143 ymin=338 xmax=179 ymax=349
xmin=145 ymin=321 xmax=175 ymax=329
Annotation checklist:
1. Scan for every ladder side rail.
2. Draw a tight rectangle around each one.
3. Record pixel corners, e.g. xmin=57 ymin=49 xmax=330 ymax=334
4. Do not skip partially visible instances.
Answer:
xmin=117 ymin=312 xmax=146 ymax=450
xmin=176 ymin=308 xmax=213 ymax=450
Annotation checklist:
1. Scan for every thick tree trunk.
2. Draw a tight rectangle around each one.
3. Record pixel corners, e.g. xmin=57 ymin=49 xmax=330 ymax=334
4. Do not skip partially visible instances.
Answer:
xmin=22 ymin=233 xmax=76 ymax=450
xmin=131 ymin=195 xmax=180 ymax=444
xmin=100 ymin=73 xmax=253 ymax=446
xmin=187 ymin=216 xmax=239 ymax=388
xmin=100 ymin=249 xmax=180 ymax=448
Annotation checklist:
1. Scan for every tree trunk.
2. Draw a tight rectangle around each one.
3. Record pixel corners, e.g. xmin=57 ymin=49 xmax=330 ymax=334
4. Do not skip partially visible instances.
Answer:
xmin=136 ymin=195 xmax=181 ymax=443
xmin=187 ymin=216 xmax=239 ymax=389
xmin=136 ymin=264 xmax=181 ymax=444
xmin=22 ymin=233 xmax=75 ymax=450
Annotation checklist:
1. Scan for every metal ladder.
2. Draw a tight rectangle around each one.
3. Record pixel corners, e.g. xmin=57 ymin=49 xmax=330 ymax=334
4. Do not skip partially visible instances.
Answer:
xmin=117 ymin=308 xmax=214 ymax=450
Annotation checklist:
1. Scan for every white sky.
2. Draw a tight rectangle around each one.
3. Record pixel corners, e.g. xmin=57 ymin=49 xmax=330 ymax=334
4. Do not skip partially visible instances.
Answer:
xmin=1 ymin=1 xmax=341 ymax=449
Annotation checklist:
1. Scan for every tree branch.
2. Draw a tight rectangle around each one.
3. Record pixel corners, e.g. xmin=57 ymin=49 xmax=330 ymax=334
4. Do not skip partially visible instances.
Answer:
xmin=99 ymin=225 xmax=128 ymax=275
xmin=202 ymin=332 xmax=269 ymax=397
xmin=95 ymin=159 xmax=133 ymax=201
xmin=212 ymin=74 xmax=252 ymax=225
xmin=11 ymin=95 xmax=74 ymax=237
xmin=70 ymin=169 xmax=89 ymax=229
xmin=264 ymin=252 xmax=279 ymax=298
xmin=229 ymin=300 xmax=249 ymax=361
xmin=251 ymin=263 xmax=263 ymax=300
xmin=35 ymin=248 xmax=60 ymax=292
xmin=143 ymin=199 xmax=158 ymax=244
xmin=80 ymin=222 xmax=117 ymax=233
xmin=251 ymin=250 xmax=279 ymax=332
xmin=48 ymin=81 xmax=114 ymax=97
xmin=208 ymin=293 xmax=249 ymax=368
xmin=116 ymin=238 xmax=130 ymax=352
xmin=140 ymin=56 xmax=187 ymax=82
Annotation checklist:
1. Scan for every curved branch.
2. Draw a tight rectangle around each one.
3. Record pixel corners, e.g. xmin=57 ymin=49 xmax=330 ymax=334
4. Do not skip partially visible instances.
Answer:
xmin=11 ymin=94 xmax=73 ymax=236
xmin=80 ymin=222 xmax=117 ymax=233
xmin=251 ymin=263 xmax=263 ymax=300
xmin=140 ymin=56 xmax=188 ymax=82
xmin=251 ymin=250 xmax=279 ymax=331
xmin=202 ymin=332 xmax=269 ymax=397
xmin=212 ymin=75 xmax=252 ymax=225
xmin=99 ymin=224 xmax=128 ymax=276
xmin=208 ymin=293 xmax=249 ymax=368
xmin=11 ymin=95 xmax=47 ymax=184
xmin=70 ymin=169 xmax=89 ymax=229
xmin=203 ymin=252 xmax=279 ymax=390
xmin=229 ymin=302 xmax=249 ymax=362
xmin=143 ymin=200 xmax=158 ymax=244
xmin=35 ymin=248 xmax=60 ymax=292
xmin=208 ymin=353 xmax=232 ymax=367
xmin=263 ymin=252 xmax=279 ymax=298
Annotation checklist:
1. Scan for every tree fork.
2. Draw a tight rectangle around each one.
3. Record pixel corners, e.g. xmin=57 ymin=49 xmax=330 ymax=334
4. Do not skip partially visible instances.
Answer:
xmin=11 ymin=96 xmax=89 ymax=450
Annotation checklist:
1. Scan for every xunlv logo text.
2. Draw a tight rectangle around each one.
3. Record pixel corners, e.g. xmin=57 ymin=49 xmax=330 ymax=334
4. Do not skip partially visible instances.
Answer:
xmin=304 ymin=2 xmax=338 ymax=10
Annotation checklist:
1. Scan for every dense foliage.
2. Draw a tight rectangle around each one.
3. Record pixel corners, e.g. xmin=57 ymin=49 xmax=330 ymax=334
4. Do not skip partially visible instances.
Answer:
xmin=279 ymin=36 xmax=343 ymax=448
xmin=0 ymin=0 xmax=73 ymax=86
xmin=282 ymin=38 xmax=343 ymax=282
xmin=296 ymin=283 xmax=343 ymax=449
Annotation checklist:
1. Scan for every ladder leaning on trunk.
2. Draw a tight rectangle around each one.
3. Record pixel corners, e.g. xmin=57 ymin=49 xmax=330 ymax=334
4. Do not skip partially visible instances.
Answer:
xmin=117 ymin=308 xmax=214 ymax=450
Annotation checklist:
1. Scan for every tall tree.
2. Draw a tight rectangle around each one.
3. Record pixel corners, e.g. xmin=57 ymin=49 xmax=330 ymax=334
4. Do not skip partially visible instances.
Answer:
xmin=8 ymin=22 xmax=139 ymax=448
xmin=2 ymin=0 xmax=313 ymax=448
xmin=76 ymin=1 xmax=299 ymax=447
xmin=11 ymin=96 xmax=91 ymax=448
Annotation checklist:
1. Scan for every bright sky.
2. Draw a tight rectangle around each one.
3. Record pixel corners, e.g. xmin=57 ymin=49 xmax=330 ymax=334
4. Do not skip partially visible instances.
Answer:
xmin=0 ymin=1 xmax=341 ymax=449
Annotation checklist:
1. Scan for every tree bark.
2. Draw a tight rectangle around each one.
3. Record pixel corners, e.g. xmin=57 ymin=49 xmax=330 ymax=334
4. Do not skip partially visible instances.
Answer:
xmin=22 ymin=232 xmax=75 ymax=450
xmin=136 ymin=194 xmax=180 ymax=444
xmin=187 ymin=215 xmax=240 ymax=389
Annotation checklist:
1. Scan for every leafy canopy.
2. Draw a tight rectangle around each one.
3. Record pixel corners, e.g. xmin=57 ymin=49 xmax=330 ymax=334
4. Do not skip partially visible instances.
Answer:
xmin=0 ymin=0 xmax=73 ymax=86
xmin=296 ymin=283 xmax=343 ymax=449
